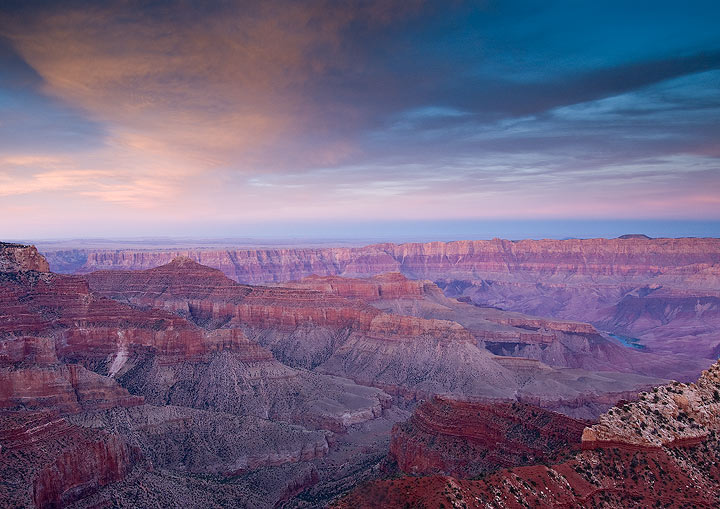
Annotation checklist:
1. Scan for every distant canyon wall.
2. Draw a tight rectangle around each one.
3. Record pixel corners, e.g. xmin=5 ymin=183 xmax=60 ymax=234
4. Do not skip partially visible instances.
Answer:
xmin=43 ymin=237 xmax=720 ymax=358
xmin=42 ymin=237 xmax=720 ymax=286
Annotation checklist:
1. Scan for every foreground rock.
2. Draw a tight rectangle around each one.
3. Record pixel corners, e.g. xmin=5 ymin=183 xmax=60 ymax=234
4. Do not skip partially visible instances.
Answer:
xmin=389 ymin=396 xmax=587 ymax=477
xmin=335 ymin=360 xmax=720 ymax=508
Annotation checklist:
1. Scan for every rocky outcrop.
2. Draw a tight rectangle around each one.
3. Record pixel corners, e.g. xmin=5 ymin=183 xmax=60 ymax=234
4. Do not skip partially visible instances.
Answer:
xmin=335 ymin=360 xmax=720 ymax=509
xmin=390 ymin=397 xmax=586 ymax=477
xmin=1 ymin=242 xmax=50 ymax=273
xmin=581 ymin=360 xmax=720 ymax=449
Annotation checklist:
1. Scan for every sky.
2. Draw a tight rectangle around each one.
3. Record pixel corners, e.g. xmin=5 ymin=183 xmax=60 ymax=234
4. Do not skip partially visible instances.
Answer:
xmin=1 ymin=0 xmax=719 ymax=241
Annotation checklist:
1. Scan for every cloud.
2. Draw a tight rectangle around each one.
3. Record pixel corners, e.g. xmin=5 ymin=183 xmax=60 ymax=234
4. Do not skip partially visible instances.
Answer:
xmin=0 ymin=0 xmax=718 ymax=238
xmin=0 ymin=0 xmax=427 ymax=172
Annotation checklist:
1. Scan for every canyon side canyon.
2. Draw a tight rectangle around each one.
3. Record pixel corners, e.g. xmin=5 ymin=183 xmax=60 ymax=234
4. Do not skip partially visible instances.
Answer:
xmin=1 ymin=237 xmax=718 ymax=507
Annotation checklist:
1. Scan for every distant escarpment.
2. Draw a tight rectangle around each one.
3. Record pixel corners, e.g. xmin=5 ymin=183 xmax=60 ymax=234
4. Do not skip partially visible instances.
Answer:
xmin=45 ymin=237 xmax=720 ymax=363
xmin=45 ymin=237 xmax=720 ymax=284
xmin=335 ymin=359 xmax=720 ymax=508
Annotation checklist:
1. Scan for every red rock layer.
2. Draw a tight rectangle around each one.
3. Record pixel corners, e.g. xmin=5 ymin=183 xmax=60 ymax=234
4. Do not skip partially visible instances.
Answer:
xmin=0 ymin=336 xmax=143 ymax=413
xmin=334 ymin=441 xmax=720 ymax=509
xmin=54 ymin=238 xmax=720 ymax=360
xmin=390 ymin=396 xmax=587 ymax=477
xmin=0 ymin=412 xmax=142 ymax=509
xmin=86 ymin=261 xmax=475 ymax=346
xmin=283 ymin=272 xmax=428 ymax=301
xmin=0 ymin=270 xmax=257 ymax=362
xmin=84 ymin=259 xmax=668 ymax=414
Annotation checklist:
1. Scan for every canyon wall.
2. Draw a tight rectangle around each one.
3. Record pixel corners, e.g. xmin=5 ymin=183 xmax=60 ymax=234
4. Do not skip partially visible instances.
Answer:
xmin=44 ymin=237 xmax=720 ymax=359
xmin=44 ymin=237 xmax=720 ymax=285
xmin=84 ymin=258 xmax=668 ymax=416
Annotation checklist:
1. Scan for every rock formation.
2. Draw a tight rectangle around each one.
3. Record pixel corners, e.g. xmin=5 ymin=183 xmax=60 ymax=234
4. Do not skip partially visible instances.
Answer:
xmin=6 ymin=239 xmax=719 ymax=506
xmin=389 ymin=396 xmax=587 ymax=477
xmin=335 ymin=359 xmax=720 ymax=508
xmin=0 ymin=242 xmax=50 ymax=272
xmin=0 ymin=243 xmax=396 ymax=508
xmin=43 ymin=237 xmax=720 ymax=286
xmin=0 ymin=411 xmax=142 ymax=509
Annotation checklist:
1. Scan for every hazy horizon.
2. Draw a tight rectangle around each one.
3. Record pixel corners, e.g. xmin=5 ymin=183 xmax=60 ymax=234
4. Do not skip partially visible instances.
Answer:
xmin=8 ymin=219 xmax=719 ymax=250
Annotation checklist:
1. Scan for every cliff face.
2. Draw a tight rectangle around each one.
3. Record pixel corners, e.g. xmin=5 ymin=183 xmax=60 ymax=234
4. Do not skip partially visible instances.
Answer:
xmin=0 ymin=335 xmax=143 ymax=414
xmin=389 ymin=397 xmax=587 ymax=477
xmin=336 ymin=360 xmax=720 ymax=509
xmin=0 ymin=269 xmax=254 ymax=362
xmin=282 ymin=273 xmax=429 ymax=301
xmin=44 ymin=237 xmax=720 ymax=284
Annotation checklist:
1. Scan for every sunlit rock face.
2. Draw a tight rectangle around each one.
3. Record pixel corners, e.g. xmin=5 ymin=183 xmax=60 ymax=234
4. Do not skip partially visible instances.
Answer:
xmin=0 ymin=242 xmax=50 ymax=273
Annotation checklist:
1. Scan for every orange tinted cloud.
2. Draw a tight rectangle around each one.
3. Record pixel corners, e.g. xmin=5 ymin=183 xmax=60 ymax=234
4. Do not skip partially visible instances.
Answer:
xmin=2 ymin=1 xmax=424 ymax=172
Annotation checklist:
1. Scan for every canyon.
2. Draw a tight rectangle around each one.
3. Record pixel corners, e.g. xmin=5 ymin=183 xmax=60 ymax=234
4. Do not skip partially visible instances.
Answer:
xmin=82 ymin=257 xmax=669 ymax=417
xmin=2 ymin=237 xmax=718 ymax=507
xmin=44 ymin=237 xmax=720 ymax=361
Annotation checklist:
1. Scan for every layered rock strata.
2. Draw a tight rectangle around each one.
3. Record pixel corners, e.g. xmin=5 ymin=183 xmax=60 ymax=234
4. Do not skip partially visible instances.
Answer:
xmin=49 ymin=237 xmax=720 ymax=361
xmin=0 ymin=412 xmax=142 ymax=509
xmin=389 ymin=396 xmax=587 ymax=477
